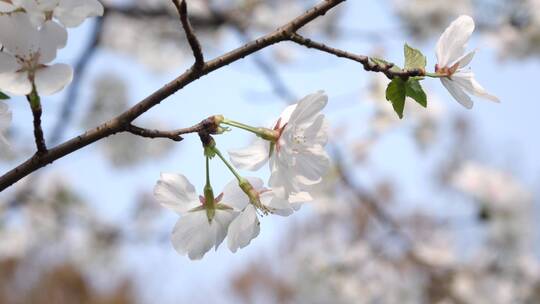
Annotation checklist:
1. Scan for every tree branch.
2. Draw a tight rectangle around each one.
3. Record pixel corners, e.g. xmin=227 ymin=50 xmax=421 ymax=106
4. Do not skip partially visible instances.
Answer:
xmin=125 ymin=125 xmax=184 ymax=141
xmin=0 ymin=0 xmax=345 ymax=191
xmin=289 ymin=33 xmax=425 ymax=80
xmin=125 ymin=116 xmax=220 ymax=142
xmin=172 ymin=0 xmax=205 ymax=69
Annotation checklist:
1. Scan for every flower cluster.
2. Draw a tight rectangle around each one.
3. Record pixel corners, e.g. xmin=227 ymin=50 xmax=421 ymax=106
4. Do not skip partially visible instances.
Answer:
xmin=0 ymin=0 xmax=104 ymax=97
xmin=154 ymin=92 xmax=330 ymax=259
xmin=379 ymin=15 xmax=498 ymax=120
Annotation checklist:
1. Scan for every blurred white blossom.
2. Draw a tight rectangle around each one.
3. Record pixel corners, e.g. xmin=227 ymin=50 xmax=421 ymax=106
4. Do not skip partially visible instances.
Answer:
xmin=393 ymin=0 xmax=472 ymax=39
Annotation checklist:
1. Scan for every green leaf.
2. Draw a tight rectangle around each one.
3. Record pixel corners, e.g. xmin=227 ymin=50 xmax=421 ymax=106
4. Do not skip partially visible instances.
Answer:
xmin=385 ymin=78 xmax=406 ymax=119
xmin=0 ymin=91 xmax=9 ymax=100
xmin=370 ymin=57 xmax=401 ymax=72
xmin=405 ymin=79 xmax=427 ymax=107
xmin=404 ymin=43 xmax=426 ymax=70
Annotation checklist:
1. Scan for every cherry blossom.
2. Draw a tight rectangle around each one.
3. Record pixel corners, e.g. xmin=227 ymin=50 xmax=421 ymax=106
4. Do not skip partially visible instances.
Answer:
xmin=222 ymin=177 xmax=294 ymax=253
xmin=154 ymin=173 xmax=239 ymax=260
xmin=435 ymin=15 xmax=499 ymax=108
xmin=229 ymin=91 xmax=330 ymax=200
xmin=0 ymin=13 xmax=72 ymax=96
xmin=0 ymin=100 xmax=11 ymax=147
xmin=4 ymin=0 xmax=104 ymax=28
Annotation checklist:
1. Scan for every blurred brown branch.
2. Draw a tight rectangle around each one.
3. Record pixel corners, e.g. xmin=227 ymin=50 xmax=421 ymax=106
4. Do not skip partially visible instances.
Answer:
xmin=172 ymin=0 xmax=205 ymax=69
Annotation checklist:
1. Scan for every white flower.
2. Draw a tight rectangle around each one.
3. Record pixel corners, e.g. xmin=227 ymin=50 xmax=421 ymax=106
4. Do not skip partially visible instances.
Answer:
xmin=435 ymin=15 xmax=500 ymax=109
xmin=154 ymin=173 xmax=238 ymax=260
xmin=222 ymin=177 xmax=294 ymax=253
xmin=0 ymin=13 xmax=72 ymax=96
xmin=229 ymin=91 xmax=330 ymax=200
xmin=9 ymin=0 xmax=104 ymax=28
xmin=0 ymin=100 xmax=11 ymax=147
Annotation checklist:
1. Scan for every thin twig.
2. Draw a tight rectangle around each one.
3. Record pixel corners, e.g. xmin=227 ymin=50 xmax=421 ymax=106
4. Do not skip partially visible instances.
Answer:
xmin=27 ymin=96 xmax=47 ymax=154
xmin=289 ymin=33 xmax=424 ymax=80
xmin=126 ymin=125 xmax=185 ymax=141
xmin=172 ymin=0 xmax=205 ymax=69
xmin=126 ymin=115 xmax=222 ymax=141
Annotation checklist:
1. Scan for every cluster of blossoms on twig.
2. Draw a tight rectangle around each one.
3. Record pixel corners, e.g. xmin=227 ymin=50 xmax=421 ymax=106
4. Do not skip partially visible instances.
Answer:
xmin=0 ymin=0 xmax=503 ymax=264
xmin=0 ymin=0 xmax=103 ymax=95
xmin=0 ymin=0 xmax=104 ymax=146
xmin=378 ymin=15 xmax=499 ymax=119
xmin=153 ymin=92 xmax=330 ymax=259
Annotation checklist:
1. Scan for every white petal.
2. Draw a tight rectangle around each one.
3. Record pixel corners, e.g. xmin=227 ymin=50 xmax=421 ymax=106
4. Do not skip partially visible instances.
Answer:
xmin=34 ymin=63 xmax=73 ymax=95
xmin=0 ymin=52 xmax=19 ymax=73
xmin=171 ymin=211 xmax=215 ymax=260
xmin=228 ymin=137 xmax=270 ymax=170
xmin=154 ymin=173 xmax=200 ymax=214
xmin=0 ymin=101 xmax=12 ymax=130
xmin=227 ymin=205 xmax=260 ymax=253
xmin=452 ymin=71 xmax=500 ymax=103
xmin=293 ymin=147 xmax=330 ymax=183
xmin=436 ymin=15 xmax=475 ymax=67
xmin=0 ymin=133 xmax=9 ymax=147
xmin=55 ymin=0 xmax=104 ymax=27
xmin=289 ymin=191 xmax=312 ymax=210
xmin=220 ymin=177 xmax=264 ymax=210
xmin=302 ymin=114 xmax=328 ymax=146
xmin=277 ymin=103 xmax=297 ymax=126
xmin=0 ymin=13 xmax=39 ymax=57
xmin=212 ymin=209 xmax=237 ymax=250
xmin=288 ymin=91 xmax=328 ymax=125
xmin=19 ymin=0 xmax=58 ymax=11
xmin=456 ymin=50 xmax=476 ymax=68
xmin=0 ymin=100 xmax=11 ymax=147
xmin=440 ymin=77 xmax=473 ymax=109
xmin=268 ymin=163 xmax=301 ymax=194
xmin=0 ymin=71 xmax=32 ymax=96
xmin=38 ymin=21 xmax=68 ymax=63
xmin=260 ymin=191 xmax=293 ymax=216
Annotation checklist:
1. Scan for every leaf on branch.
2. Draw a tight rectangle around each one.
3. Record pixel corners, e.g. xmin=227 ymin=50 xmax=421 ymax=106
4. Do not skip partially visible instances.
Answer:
xmin=0 ymin=91 xmax=9 ymax=100
xmin=386 ymin=78 xmax=406 ymax=119
xmin=404 ymin=43 xmax=426 ymax=70
xmin=405 ymin=78 xmax=427 ymax=107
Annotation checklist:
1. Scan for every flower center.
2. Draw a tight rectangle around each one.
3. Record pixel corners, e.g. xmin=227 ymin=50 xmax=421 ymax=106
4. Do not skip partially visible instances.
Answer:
xmin=273 ymin=118 xmax=288 ymax=153
xmin=15 ymin=52 xmax=43 ymax=81
xmin=435 ymin=62 xmax=460 ymax=78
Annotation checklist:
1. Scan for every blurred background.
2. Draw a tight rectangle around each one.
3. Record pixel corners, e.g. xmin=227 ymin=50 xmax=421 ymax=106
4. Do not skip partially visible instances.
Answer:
xmin=1 ymin=0 xmax=539 ymax=303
